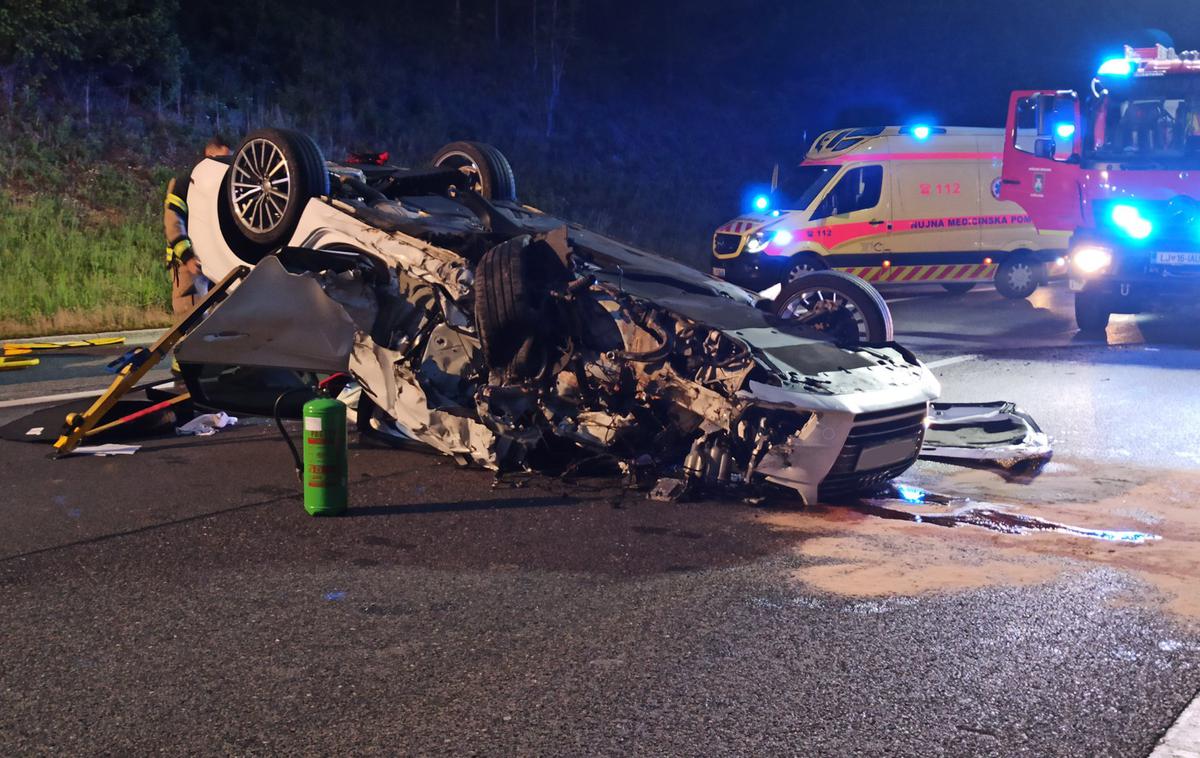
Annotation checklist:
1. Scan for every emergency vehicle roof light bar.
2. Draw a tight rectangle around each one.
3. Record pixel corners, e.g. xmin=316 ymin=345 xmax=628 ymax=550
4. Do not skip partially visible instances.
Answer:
xmin=899 ymin=126 xmax=947 ymax=138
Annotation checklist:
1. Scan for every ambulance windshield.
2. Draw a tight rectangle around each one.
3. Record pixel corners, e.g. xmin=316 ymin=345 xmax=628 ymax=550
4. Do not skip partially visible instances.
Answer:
xmin=777 ymin=165 xmax=838 ymax=211
xmin=1091 ymin=76 xmax=1200 ymax=166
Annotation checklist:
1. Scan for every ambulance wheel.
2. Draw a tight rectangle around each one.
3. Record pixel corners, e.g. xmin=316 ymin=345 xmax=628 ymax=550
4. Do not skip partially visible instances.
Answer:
xmin=941 ymin=283 xmax=975 ymax=295
xmin=783 ymin=255 xmax=826 ymax=283
xmin=226 ymin=128 xmax=330 ymax=247
xmin=432 ymin=141 xmax=517 ymax=202
xmin=1074 ymin=291 xmax=1111 ymax=334
xmin=773 ymin=270 xmax=893 ymax=345
xmin=995 ymin=255 xmax=1041 ymax=299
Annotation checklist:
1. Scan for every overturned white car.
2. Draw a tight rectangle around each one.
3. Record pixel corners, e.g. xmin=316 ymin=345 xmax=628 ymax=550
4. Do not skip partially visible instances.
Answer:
xmin=176 ymin=129 xmax=940 ymax=504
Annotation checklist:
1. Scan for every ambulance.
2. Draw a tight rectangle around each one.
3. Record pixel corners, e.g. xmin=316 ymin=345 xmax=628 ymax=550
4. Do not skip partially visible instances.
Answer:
xmin=711 ymin=126 xmax=1068 ymax=298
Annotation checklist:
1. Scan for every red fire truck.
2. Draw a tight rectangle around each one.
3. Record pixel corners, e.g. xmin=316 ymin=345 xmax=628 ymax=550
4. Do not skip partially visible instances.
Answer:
xmin=1000 ymin=44 xmax=1200 ymax=331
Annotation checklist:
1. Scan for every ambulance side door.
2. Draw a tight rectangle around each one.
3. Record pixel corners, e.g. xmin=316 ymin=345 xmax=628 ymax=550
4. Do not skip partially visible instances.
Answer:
xmin=806 ymin=164 xmax=891 ymax=255
xmin=888 ymin=160 xmax=981 ymax=255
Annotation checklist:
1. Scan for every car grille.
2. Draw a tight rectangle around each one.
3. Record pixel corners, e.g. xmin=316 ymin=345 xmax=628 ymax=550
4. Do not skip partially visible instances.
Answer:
xmin=819 ymin=402 xmax=928 ymax=499
xmin=713 ymin=233 xmax=743 ymax=255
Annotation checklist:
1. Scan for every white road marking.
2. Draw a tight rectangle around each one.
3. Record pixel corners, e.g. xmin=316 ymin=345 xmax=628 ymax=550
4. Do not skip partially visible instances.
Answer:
xmin=0 ymin=382 xmax=174 ymax=409
xmin=1151 ymin=687 xmax=1200 ymax=757
xmin=923 ymin=354 xmax=980 ymax=369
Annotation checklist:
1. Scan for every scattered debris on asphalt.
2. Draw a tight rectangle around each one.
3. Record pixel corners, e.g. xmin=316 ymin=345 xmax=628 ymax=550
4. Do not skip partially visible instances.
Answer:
xmin=70 ymin=443 xmax=140 ymax=456
xmin=177 ymin=412 xmax=238 ymax=436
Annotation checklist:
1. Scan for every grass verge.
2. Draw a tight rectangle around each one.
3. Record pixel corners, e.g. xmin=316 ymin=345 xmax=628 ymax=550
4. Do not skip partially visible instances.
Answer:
xmin=0 ymin=192 xmax=172 ymax=337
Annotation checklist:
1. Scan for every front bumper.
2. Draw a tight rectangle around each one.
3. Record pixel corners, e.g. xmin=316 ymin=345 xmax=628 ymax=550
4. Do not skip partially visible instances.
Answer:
xmin=711 ymin=253 xmax=782 ymax=289
xmin=1070 ymin=238 xmax=1200 ymax=309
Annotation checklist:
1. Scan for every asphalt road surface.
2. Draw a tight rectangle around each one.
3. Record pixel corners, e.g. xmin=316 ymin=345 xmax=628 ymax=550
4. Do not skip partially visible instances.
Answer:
xmin=2 ymin=282 xmax=1200 ymax=756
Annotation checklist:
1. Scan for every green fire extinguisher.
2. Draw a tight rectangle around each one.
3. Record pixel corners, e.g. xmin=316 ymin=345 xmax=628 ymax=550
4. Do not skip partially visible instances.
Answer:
xmin=276 ymin=386 xmax=348 ymax=516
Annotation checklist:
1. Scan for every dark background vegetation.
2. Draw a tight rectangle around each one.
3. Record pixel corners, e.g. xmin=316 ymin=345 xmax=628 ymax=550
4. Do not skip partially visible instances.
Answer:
xmin=0 ymin=0 xmax=1194 ymax=333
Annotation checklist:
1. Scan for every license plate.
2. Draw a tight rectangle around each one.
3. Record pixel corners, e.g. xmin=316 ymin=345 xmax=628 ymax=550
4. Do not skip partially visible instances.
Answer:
xmin=712 ymin=267 xmax=726 ymax=277
xmin=1155 ymin=252 xmax=1200 ymax=266
xmin=856 ymin=438 xmax=917 ymax=471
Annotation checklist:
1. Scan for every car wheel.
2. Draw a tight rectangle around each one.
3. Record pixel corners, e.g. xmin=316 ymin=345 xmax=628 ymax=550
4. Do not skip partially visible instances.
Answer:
xmin=474 ymin=236 xmax=569 ymax=377
xmin=784 ymin=255 xmax=826 ymax=283
xmin=225 ymin=128 xmax=329 ymax=247
xmin=773 ymin=270 xmax=894 ymax=345
xmin=994 ymin=255 xmax=1041 ymax=299
xmin=1074 ymin=291 xmax=1112 ymax=333
xmin=432 ymin=141 xmax=517 ymax=202
xmin=941 ymin=282 xmax=975 ymax=295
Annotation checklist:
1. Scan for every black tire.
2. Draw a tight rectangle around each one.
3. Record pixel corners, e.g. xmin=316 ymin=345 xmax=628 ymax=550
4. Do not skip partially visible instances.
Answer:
xmin=994 ymin=254 xmax=1042 ymax=299
xmin=225 ymin=128 xmax=329 ymax=247
xmin=432 ymin=141 xmax=517 ymax=202
xmin=773 ymin=270 xmax=893 ymax=345
xmin=941 ymin=282 xmax=975 ymax=295
xmin=474 ymin=236 xmax=568 ymax=373
xmin=783 ymin=254 xmax=827 ymax=283
xmin=1074 ymin=291 xmax=1112 ymax=333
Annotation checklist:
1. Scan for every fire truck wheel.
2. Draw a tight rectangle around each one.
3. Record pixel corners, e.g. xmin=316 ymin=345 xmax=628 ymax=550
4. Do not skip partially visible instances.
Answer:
xmin=432 ymin=141 xmax=517 ymax=202
xmin=773 ymin=270 xmax=893 ymax=345
xmin=995 ymin=255 xmax=1042 ymax=299
xmin=1074 ymin=291 xmax=1112 ymax=334
xmin=783 ymin=255 xmax=826 ymax=283
xmin=941 ymin=283 xmax=975 ymax=295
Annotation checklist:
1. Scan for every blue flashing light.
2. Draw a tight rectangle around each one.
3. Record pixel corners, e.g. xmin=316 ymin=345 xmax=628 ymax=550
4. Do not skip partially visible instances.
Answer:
xmin=772 ymin=229 xmax=794 ymax=246
xmin=753 ymin=194 xmax=770 ymax=211
xmin=895 ymin=484 xmax=927 ymax=504
xmin=1055 ymin=123 xmax=1076 ymax=139
xmin=1098 ymin=58 xmax=1134 ymax=77
xmin=1111 ymin=204 xmax=1153 ymax=240
xmin=771 ymin=210 xmax=781 ymax=217
xmin=911 ymin=125 xmax=932 ymax=141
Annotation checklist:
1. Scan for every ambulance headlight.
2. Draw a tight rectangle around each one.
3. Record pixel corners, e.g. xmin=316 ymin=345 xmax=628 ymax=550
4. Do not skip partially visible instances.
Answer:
xmin=1071 ymin=245 xmax=1113 ymax=275
xmin=746 ymin=233 xmax=770 ymax=253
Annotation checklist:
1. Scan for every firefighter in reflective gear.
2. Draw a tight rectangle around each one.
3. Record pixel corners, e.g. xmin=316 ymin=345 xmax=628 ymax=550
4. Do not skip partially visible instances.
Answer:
xmin=164 ymin=136 xmax=231 ymax=318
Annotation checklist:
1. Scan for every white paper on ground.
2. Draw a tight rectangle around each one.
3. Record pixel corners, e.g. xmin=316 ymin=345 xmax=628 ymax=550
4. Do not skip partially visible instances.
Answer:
xmin=26 ymin=427 xmax=44 ymax=436
xmin=72 ymin=444 xmax=141 ymax=456
xmin=176 ymin=412 xmax=238 ymax=436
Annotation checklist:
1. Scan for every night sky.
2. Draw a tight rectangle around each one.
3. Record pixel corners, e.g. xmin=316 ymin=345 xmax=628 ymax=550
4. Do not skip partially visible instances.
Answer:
xmin=586 ymin=0 xmax=1196 ymax=136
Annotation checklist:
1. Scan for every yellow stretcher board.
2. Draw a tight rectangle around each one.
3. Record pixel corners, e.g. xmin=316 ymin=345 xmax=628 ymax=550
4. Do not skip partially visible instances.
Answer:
xmin=2 ymin=337 xmax=125 ymax=355
xmin=0 ymin=356 xmax=40 ymax=371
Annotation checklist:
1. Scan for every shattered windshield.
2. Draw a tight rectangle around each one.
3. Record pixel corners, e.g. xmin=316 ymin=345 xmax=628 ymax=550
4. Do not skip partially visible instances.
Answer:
xmin=1090 ymin=76 xmax=1200 ymax=166
xmin=776 ymin=165 xmax=838 ymax=211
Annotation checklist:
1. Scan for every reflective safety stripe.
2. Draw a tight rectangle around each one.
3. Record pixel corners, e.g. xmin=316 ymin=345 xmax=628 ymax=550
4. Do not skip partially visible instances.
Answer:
xmin=165 ymin=192 xmax=188 ymax=217
xmin=836 ymin=263 xmax=997 ymax=283
xmin=165 ymin=237 xmax=193 ymax=265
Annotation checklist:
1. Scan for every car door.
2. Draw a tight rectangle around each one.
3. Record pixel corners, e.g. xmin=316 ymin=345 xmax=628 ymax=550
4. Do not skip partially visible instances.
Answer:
xmin=805 ymin=164 xmax=891 ymax=256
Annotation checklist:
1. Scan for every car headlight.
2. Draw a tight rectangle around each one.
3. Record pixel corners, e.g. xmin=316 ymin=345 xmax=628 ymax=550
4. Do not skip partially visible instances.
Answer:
xmin=745 ymin=233 xmax=770 ymax=253
xmin=1071 ymin=245 xmax=1113 ymax=275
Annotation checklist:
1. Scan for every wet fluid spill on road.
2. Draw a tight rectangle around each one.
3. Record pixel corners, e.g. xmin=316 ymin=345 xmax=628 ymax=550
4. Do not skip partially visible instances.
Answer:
xmin=760 ymin=462 xmax=1200 ymax=620
xmin=859 ymin=484 xmax=1160 ymax=544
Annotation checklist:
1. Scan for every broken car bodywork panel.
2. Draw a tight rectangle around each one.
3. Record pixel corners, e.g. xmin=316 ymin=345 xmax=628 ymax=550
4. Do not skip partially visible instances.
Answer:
xmin=181 ymin=155 xmax=941 ymax=503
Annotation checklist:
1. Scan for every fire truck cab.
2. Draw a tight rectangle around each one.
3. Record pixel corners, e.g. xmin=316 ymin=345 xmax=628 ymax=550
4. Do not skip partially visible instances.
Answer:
xmin=1000 ymin=44 xmax=1200 ymax=331
xmin=712 ymin=126 xmax=1067 ymax=298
